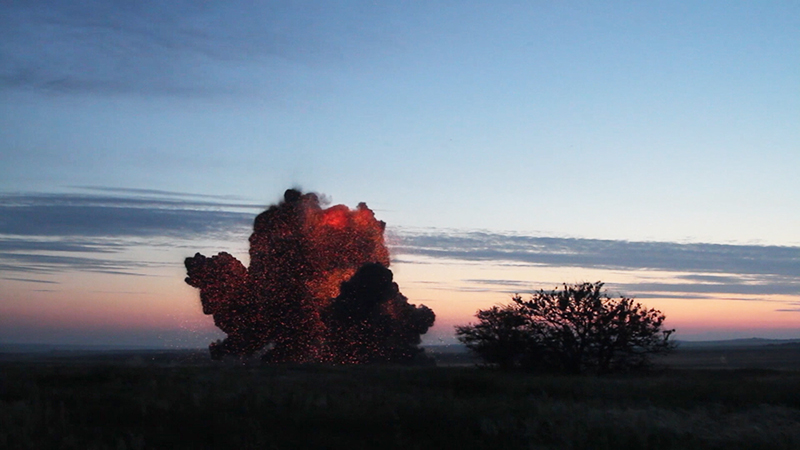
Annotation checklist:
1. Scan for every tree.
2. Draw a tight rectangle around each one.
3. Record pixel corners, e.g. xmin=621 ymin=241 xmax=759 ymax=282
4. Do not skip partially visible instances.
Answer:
xmin=454 ymin=304 xmax=542 ymax=370
xmin=456 ymin=282 xmax=675 ymax=373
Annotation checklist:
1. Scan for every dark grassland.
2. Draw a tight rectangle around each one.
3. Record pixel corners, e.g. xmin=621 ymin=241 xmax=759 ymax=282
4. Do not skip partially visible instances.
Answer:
xmin=2 ymin=346 xmax=800 ymax=449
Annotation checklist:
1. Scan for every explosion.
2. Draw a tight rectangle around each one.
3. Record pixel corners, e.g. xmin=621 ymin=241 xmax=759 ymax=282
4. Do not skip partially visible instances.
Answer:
xmin=184 ymin=189 xmax=435 ymax=363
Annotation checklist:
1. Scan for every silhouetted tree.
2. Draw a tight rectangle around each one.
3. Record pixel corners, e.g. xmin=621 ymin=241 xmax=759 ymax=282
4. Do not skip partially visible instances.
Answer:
xmin=456 ymin=282 xmax=675 ymax=373
xmin=455 ymin=304 xmax=544 ymax=370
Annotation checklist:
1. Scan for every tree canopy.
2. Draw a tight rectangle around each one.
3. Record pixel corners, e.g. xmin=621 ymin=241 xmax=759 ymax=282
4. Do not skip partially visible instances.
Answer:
xmin=456 ymin=282 xmax=675 ymax=373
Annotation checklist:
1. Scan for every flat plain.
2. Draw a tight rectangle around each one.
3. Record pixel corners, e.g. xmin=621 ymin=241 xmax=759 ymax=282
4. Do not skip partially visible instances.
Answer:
xmin=2 ymin=344 xmax=799 ymax=449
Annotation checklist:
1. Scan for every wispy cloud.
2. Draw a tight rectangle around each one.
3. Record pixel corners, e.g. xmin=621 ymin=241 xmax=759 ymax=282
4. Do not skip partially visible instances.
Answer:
xmin=0 ymin=1 xmax=391 ymax=97
xmin=75 ymin=186 xmax=250 ymax=201
xmin=0 ymin=238 xmax=123 ymax=253
xmin=392 ymin=229 xmax=800 ymax=303
xmin=3 ymin=190 xmax=800 ymax=305
xmin=612 ymin=280 xmax=800 ymax=297
xmin=464 ymin=279 xmax=533 ymax=288
xmin=456 ymin=277 xmax=800 ymax=299
xmin=394 ymin=229 xmax=800 ymax=277
xmin=0 ymin=253 xmax=163 ymax=276
xmin=0 ymin=188 xmax=257 ymax=275
xmin=775 ymin=302 xmax=800 ymax=313
xmin=0 ymin=277 xmax=59 ymax=285
xmin=0 ymin=191 xmax=257 ymax=238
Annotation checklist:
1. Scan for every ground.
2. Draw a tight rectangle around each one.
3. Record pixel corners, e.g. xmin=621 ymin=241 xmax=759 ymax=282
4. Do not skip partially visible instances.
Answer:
xmin=1 ymin=344 xmax=799 ymax=449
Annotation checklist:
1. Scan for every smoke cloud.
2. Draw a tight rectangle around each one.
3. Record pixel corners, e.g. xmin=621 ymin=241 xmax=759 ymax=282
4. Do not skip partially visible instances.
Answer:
xmin=185 ymin=189 xmax=434 ymax=363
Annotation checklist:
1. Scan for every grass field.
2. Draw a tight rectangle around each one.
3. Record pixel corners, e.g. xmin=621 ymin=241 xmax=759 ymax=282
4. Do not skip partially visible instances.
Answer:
xmin=1 ymin=346 xmax=799 ymax=449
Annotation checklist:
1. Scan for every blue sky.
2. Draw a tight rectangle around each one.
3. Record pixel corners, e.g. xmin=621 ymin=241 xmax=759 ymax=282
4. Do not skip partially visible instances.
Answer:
xmin=1 ymin=1 xmax=798 ymax=346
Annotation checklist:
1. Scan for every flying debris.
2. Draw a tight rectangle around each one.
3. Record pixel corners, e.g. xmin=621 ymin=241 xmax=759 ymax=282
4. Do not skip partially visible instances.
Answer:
xmin=185 ymin=189 xmax=434 ymax=363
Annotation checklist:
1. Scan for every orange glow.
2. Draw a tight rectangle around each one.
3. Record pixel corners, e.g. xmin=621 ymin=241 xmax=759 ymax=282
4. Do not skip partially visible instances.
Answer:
xmin=319 ymin=205 xmax=349 ymax=229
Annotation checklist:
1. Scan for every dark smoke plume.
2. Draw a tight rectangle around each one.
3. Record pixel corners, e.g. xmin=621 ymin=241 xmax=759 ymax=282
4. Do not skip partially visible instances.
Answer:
xmin=185 ymin=189 xmax=434 ymax=363
xmin=326 ymin=263 xmax=435 ymax=364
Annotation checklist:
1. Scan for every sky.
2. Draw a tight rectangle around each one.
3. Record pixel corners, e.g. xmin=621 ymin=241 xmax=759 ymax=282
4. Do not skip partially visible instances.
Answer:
xmin=1 ymin=1 xmax=798 ymax=348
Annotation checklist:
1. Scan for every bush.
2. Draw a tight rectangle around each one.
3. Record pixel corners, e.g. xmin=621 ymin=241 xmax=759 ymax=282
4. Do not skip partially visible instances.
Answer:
xmin=456 ymin=282 xmax=675 ymax=373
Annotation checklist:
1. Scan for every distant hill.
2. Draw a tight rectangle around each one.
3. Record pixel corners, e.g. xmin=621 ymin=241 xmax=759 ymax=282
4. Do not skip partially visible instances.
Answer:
xmin=422 ymin=344 xmax=469 ymax=354
xmin=0 ymin=343 xmax=196 ymax=353
xmin=4 ymin=338 xmax=800 ymax=354
xmin=423 ymin=339 xmax=800 ymax=353
xmin=675 ymin=338 xmax=800 ymax=348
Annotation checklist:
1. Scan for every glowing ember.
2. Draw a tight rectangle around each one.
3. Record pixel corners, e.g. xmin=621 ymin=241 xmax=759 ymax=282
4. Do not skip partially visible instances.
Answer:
xmin=185 ymin=189 xmax=434 ymax=363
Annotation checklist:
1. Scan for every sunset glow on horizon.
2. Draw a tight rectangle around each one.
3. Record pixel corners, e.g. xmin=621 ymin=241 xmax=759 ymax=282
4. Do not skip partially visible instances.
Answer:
xmin=1 ymin=2 xmax=798 ymax=348
xmin=1 ymin=204 xmax=797 ymax=348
